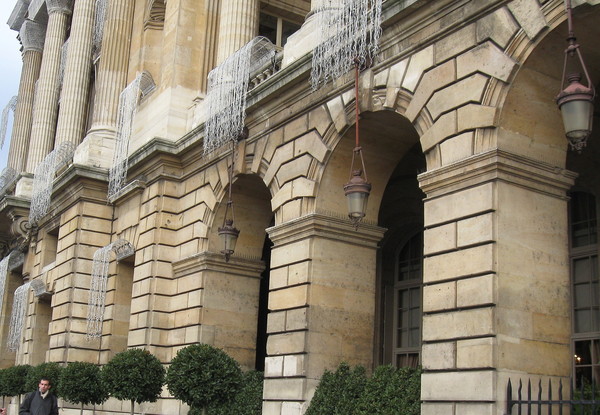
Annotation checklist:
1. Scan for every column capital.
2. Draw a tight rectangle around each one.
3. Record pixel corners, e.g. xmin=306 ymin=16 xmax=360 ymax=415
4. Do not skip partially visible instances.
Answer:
xmin=267 ymin=212 xmax=386 ymax=248
xmin=19 ymin=19 xmax=46 ymax=53
xmin=46 ymin=0 xmax=74 ymax=15
xmin=418 ymin=149 xmax=577 ymax=200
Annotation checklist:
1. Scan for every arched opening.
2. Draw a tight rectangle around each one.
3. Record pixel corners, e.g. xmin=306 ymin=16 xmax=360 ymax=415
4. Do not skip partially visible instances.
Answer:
xmin=376 ymin=143 xmax=425 ymax=368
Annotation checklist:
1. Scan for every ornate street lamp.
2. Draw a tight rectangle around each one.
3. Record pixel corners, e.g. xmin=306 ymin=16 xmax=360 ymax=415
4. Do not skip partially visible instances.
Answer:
xmin=218 ymin=143 xmax=240 ymax=262
xmin=343 ymin=62 xmax=371 ymax=227
xmin=556 ymin=0 xmax=595 ymax=152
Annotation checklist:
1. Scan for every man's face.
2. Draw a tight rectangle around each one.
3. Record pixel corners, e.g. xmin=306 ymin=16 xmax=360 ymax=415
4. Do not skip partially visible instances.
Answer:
xmin=38 ymin=380 xmax=51 ymax=394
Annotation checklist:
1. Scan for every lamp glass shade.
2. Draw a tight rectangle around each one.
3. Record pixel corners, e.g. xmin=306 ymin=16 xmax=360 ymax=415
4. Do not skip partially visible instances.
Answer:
xmin=346 ymin=191 xmax=369 ymax=219
xmin=218 ymin=220 xmax=239 ymax=257
xmin=560 ymin=98 xmax=594 ymax=139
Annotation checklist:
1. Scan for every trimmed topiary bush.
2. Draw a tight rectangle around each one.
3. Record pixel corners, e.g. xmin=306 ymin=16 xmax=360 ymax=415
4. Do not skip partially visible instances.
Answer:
xmin=356 ymin=365 xmax=421 ymax=415
xmin=101 ymin=348 xmax=165 ymax=415
xmin=305 ymin=362 xmax=367 ymax=415
xmin=26 ymin=362 xmax=63 ymax=397
xmin=1 ymin=364 xmax=31 ymax=405
xmin=305 ymin=363 xmax=421 ymax=415
xmin=58 ymin=361 xmax=108 ymax=415
xmin=166 ymin=344 xmax=242 ymax=414
xmin=207 ymin=370 xmax=264 ymax=415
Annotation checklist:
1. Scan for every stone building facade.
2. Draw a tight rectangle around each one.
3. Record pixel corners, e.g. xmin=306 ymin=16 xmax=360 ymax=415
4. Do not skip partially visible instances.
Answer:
xmin=0 ymin=0 xmax=599 ymax=414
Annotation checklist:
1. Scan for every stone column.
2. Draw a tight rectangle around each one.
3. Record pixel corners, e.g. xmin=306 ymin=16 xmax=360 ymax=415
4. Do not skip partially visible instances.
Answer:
xmin=7 ymin=20 xmax=45 ymax=173
xmin=418 ymin=150 xmax=575 ymax=414
xmin=216 ymin=0 xmax=259 ymax=64
xmin=264 ymin=214 xmax=385 ymax=415
xmin=75 ymin=0 xmax=135 ymax=167
xmin=88 ymin=0 xmax=134 ymax=135
xmin=25 ymin=0 xmax=73 ymax=174
xmin=54 ymin=0 xmax=96 ymax=147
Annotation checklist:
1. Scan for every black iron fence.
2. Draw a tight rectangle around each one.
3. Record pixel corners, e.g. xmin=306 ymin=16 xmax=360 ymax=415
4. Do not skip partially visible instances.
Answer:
xmin=507 ymin=378 xmax=600 ymax=414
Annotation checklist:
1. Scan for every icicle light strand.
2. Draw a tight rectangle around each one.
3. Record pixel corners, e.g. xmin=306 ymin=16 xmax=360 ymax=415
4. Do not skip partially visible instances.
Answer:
xmin=0 ymin=255 xmax=10 ymax=320
xmin=310 ymin=0 xmax=382 ymax=90
xmin=86 ymin=239 xmax=134 ymax=339
xmin=29 ymin=142 xmax=76 ymax=225
xmin=7 ymin=282 xmax=31 ymax=351
xmin=1 ymin=96 xmax=17 ymax=149
xmin=92 ymin=0 xmax=107 ymax=56
xmin=204 ymin=36 xmax=276 ymax=155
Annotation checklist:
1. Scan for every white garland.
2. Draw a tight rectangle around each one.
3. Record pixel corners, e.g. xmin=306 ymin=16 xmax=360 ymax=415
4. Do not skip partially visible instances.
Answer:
xmin=0 ymin=255 xmax=10 ymax=318
xmin=204 ymin=36 xmax=276 ymax=154
xmin=310 ymin=0 xmax=382 ymax=90
xmin=107 ymin=73 xmax=154 ymax=202
xmin=0 ymin=167 xmax=18 ymax=196
xmin=87 ymin=244 xmax=111 ymax=338
xmin=29 ymin=142 xmax=76 ymax=225
xmin=92 ymin=0 xmax=107 ymax=55
xmin=7 ymin=281 xmax=31 ymax=351
xmin=0 ymin=96 xmax=17 ymax=149
xmin=86 ymin=239 xmax=134 ymax=339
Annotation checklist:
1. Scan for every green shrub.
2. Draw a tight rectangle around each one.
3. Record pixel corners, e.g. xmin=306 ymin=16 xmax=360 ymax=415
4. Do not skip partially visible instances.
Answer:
xmin=305 ymin=362 xmax=367 ymax=415
xmin=305 ymin=363 xmax=421 ymax=415
xmin=356 ymin=365 xmax=421 ymax=415
xmin=207 ymin=370 xmax=264 ymax=415
xmin=1 ymin=365 xmax=31 ymax=400
xmin=166 ymin=344 xmax=242 ymax=412
xmin=101 ymin=348 xmax=165 ymax=415
xmin=26 ymin=362 xmax=63 ymax=397
xmin=59 ymin=361 xmax=108 ymax=414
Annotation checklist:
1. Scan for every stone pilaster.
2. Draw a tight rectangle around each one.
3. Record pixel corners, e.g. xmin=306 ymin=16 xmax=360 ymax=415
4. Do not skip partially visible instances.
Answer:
xmin=7 ymin=20 xmax=45 ymax=173
xmin=216 ymin=0 xmax=259 ymax=64
xmin=418 ymin=150 xmax=576 ymax=415
xmin=75 ymin=0 xmax=135 ymax=168
xmin=26 ymin=0 xmax=73 ymax=174
xmin=264 ymin=214 xmax=385 ymax=415
xmin=171 ymin=252 xmax=265 ymax=369
xmin=54 ymin=0 xmax=96 ymax=147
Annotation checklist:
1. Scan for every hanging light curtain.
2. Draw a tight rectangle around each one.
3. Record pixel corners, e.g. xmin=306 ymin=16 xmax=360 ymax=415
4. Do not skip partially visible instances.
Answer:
xmin=7 ymin=282 xmax=31 ymax=351
xmin=204 ymin=36 xmax=276 ymax=154
xmin=0 ymin=96 xmax=17 ymax=149
xmin=107 ymin=72 xmax=155 ymax=201
xmin=310 ymin=0 xmax=382 ymax=90
xmin=87 ymin=239 xmax=134 ymax=338
xmin=92 ymin=0 xmax=108 ymax=57
xmin=29 ymin=142 xmax=76 ymax=225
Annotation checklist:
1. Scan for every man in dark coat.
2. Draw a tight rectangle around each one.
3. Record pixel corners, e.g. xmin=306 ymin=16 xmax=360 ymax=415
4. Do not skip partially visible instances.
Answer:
xmin=19 ymin=378 xmax=58 ymax=415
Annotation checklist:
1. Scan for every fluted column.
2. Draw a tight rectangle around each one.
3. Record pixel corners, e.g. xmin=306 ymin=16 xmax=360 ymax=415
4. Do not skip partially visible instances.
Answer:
xmin=87 ymin=0 xmax=135 ymax=136
xmin=216 ymin=0 xmax=259 ymax=64
xmin=7 ymin=20 xmax=45 ymax=172
xmin=25 ymin=0 xmax=73 ymax=173
xmin=54 ymin=0 xmax=96 ymax=147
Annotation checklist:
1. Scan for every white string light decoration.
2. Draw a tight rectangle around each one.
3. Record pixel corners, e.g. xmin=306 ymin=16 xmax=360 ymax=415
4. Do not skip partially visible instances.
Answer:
xmin=86 ymin=239 xmax=134 ymax=339
xmin=7 ymin=281 xmax=31 ymax=351
xmin=310 ymin=0 xmax=382 ymax=90
xmin=204 ymin=36 xmax=276 ymax=155
xmin=0 ymin=167 xmax=18 ymax=196
xmin=92 ymin=0 xmax=107 ymax=56
xmin=29 ymin=142 xmax=76 ymax=225
xmin=108 ymin=72 xmax=155 ymax=202
xmin=0 ymin=96 xmax=17 ymax=149
xmin=0 ymin=255 xmax=10 ymax=318
xmin=59 ymin=38 xmax=70 ymax=88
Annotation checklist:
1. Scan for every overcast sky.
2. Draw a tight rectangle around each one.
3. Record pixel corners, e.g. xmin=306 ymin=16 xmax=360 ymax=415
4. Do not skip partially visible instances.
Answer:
xmin=0 ymin=2 xmax=24 ymax=170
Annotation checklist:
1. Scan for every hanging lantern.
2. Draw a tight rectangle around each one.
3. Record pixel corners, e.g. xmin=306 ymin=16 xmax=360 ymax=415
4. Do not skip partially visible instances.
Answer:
xmin=556 ymin=0 xmax=595 ymax=152
xmin=344 ymin=145 xmax=371 ymax=227
xmin=218 ymin=214 xmax=239 ymax=262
